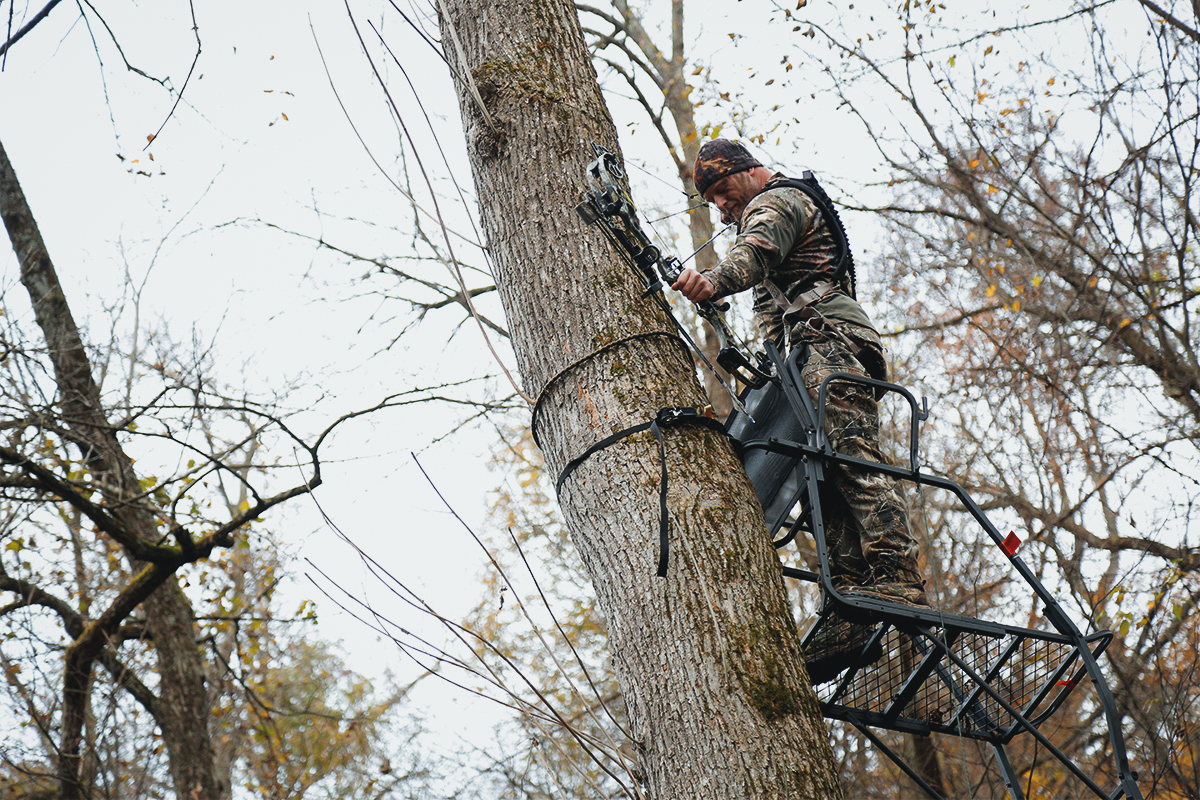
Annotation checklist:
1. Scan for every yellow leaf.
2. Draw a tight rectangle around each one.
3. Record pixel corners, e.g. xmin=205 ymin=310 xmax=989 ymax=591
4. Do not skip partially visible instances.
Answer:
xmin=281 ymin=112 xmax=289 ymax=121
xmin=1047 ymin=77 xmax=1056 ymax=85
xmin=1033 ymin=275 xmax=1042 ymax=287
xmin=948 ymin=55 xmax=956 ymax=67
xmin=969 ymin=159 xmax=980 ymax=168
xmin=1012 ymin=299 xmax=1020 ymax=311
xmin=986 ymin=285 xmax=996 ymax=297
xmin=1119 ymin=318 xmax=1132 ymax=328
xmin=977 ymin=91 xmax=988 ymax=102
xmin=987 ymin=184 xmax=998 ymax=194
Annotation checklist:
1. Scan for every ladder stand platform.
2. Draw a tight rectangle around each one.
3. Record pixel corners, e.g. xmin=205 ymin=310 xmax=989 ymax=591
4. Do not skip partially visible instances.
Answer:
xmin=725 ymin=342 xmax=1142 ymax=800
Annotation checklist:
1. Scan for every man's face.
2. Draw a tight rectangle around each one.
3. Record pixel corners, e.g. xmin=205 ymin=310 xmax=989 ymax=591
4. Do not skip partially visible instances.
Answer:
xmin=703 ymin=171 xmax=761 ymax=225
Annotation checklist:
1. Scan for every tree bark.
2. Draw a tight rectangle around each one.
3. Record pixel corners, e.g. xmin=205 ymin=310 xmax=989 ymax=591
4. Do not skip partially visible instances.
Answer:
xmin=437 ymin=1 xmax=843 ymax=797
xmin=0 ymin=136 xmax=227 ymax=800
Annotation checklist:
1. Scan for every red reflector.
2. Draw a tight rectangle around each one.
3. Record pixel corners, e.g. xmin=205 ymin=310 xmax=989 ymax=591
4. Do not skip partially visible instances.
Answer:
xmin=1001 ymin=531 xmax=1022 ymax=556
xmin=1056 ymin=679 xmax=1078 ymax=689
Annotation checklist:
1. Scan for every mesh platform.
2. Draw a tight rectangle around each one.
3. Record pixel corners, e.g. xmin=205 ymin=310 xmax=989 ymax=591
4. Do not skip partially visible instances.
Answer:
xmin=726 ymin=342 xmax=1142 ymax=800
xmin=806 ymin=613 xmax=1113 ymax=742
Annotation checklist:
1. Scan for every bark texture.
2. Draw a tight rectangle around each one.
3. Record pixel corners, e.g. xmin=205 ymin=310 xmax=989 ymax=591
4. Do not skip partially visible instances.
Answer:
xmin=438 ymin=1 xmax=843 ymax=797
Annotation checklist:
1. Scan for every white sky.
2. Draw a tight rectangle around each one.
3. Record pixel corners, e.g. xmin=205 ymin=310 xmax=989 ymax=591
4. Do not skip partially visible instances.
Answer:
xmin=0 ymin=0 xmax=1166 ymax=774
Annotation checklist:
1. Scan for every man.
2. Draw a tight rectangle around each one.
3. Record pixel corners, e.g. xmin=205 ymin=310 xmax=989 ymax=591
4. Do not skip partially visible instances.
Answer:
xmin=672 ymin=140 xmax=928 ymax=671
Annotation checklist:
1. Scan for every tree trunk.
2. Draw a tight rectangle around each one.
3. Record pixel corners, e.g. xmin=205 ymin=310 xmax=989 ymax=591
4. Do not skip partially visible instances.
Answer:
xmin=910 ymin=735 xmax=947 ymax=796
xmin=0 ymin=136 xmax=226 ymax=800
xmin=437 ymin=1 xmax=843 ymax=797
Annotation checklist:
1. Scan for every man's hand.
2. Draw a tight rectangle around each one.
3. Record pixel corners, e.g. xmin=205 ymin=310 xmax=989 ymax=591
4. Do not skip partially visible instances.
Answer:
xmin=672 ymin=267 xmax=716 ymax=303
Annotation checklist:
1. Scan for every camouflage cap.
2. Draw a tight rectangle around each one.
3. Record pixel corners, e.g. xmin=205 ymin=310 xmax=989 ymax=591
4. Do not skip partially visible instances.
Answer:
xmin=693 ymin=139 xmax=763 ymax=197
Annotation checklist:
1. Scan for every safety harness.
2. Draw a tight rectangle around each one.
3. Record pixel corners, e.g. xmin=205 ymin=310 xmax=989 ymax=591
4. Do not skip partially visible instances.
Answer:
xmin=757 ymin=174 xmax=857 ymax=333
xmin=765 ymin=174 xmax=857 ymax=299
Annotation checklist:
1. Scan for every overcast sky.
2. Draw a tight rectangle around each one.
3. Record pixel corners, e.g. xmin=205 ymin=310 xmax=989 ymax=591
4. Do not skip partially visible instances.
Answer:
xmin=1 ymin=0 xmax=1150 ymax=760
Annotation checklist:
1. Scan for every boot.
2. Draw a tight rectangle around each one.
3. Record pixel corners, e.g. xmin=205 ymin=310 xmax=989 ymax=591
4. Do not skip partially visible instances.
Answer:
xmin=843 ymin=561 xmax=930 ymax=610
xmin=804 ymin=613 xmax=884 ymax=686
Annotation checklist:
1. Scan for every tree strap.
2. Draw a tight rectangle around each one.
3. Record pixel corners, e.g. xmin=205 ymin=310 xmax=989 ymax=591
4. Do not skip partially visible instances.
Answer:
xmin=554 ymin=406 xmax=728 ymax=578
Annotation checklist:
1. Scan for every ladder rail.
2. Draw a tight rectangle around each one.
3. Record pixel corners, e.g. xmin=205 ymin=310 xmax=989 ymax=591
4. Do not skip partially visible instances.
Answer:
xmin=729 ymin=344 xmax=1144 ymax=799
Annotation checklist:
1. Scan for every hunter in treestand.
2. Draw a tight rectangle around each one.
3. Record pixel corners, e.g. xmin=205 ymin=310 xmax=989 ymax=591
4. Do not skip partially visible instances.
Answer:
xmin=672 ymin=138 xmax=930 ymax=682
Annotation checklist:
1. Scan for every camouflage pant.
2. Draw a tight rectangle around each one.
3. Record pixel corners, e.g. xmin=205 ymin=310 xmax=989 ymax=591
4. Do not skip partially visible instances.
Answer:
xmin=796 ymin=322 xmax=920 ymax=587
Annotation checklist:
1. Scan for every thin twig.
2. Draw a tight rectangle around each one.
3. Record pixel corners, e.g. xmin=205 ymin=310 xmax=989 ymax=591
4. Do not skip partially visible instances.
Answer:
xmin=143 ymin=0 xmax=201 ymax=148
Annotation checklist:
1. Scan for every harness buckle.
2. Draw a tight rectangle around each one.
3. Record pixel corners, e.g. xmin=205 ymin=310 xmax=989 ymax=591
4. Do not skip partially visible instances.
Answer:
xmin=656 ymin=406 xmax=697 ymax=426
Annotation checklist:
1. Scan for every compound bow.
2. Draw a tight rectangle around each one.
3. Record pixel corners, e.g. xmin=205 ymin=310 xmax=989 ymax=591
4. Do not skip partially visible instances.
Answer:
xmin=574 ymin=144 xmax=772 ymax=405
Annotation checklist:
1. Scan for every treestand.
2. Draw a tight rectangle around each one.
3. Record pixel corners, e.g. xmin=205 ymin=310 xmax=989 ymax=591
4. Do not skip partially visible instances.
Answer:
xmin=728 ymin=342 xmax=1144 ymax=800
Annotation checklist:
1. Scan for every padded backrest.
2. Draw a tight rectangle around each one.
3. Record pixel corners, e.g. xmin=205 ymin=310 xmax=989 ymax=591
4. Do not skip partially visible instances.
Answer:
xmin=725 ymin=347 xmax=815 ymax=534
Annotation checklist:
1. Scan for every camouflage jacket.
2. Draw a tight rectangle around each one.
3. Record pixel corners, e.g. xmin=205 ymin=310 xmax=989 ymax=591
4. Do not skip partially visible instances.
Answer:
xmin=702 ymin=173 xmax=878 ymax=351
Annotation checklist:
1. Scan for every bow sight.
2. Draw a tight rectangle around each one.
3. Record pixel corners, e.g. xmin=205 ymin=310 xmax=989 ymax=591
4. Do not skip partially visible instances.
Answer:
xmin=575 ymin=143 xmax=771 ymax=391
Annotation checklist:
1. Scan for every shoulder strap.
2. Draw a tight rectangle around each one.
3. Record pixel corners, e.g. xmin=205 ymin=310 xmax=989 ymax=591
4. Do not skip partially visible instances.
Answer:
xmin=762 ymin=278 xmax=839 ymax=326
xmin=764 ymin=172 xmax=857 ymax=299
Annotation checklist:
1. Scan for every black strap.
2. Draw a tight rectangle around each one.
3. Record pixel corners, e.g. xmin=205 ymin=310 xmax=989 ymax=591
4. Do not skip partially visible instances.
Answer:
xmin=554 ymin=407 xmax=727 ymax=578
xmin=763 ymin=173 xmax=857 ymax=299
xmin=649 ymin=417 xmax=669 ymax=576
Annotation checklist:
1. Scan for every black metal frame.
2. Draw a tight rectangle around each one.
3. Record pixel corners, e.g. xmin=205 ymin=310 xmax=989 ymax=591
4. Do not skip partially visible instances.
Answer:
xmin=726 ymin=342 xmax=1143 ymax=800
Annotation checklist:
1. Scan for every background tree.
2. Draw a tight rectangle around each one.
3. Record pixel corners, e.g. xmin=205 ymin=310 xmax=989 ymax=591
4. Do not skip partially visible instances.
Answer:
xmin=0 ymin=136 xmax=425 ymax=798
xmin=578 ymin=0 xmax=734 ymax=413
xmin=777 ymin=0 xmax=1199 ymax=794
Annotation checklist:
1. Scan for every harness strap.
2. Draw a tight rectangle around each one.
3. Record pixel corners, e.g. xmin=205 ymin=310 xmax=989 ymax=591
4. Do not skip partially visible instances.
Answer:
xmin=762 ymin=279 xmax=839 ymax=328
xmin=761 ymin=277 xmax=866 ymax=357
xmin=555 ymin=406 xmax=728 ymax=578
xmin=762 ymin=173 xmax=857 ymax=299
